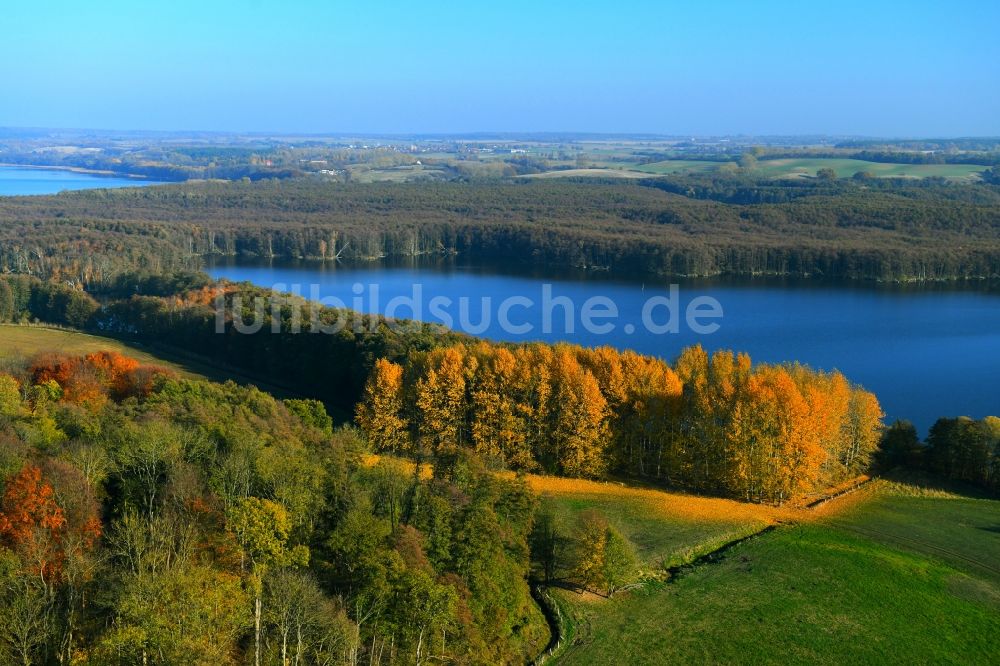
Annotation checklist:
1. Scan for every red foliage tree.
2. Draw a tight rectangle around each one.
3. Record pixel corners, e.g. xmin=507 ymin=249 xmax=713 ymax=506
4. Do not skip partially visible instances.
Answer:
xmin=28 ymin=350 xmax=173 ymax=404
xmin=0 ymin=465 xmax=68 ymax=582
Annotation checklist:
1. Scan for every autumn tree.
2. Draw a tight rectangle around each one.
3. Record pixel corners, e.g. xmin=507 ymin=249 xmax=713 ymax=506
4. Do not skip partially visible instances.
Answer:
xmin=547 ymin=349 xmax=608 ymax=478
xmin=357 ymin=340 xmax=884 ymax=503
xmin=0 ymin=465 xmax=67 ymax=586
xmin=568 ymin=510 xmax=635 ymax=595
xmin=356 ymin=358 xmax=409 ymax=453
xmin=414 ymin=347 xmax=471 ymax=454
xmin=469 ymin=345 xmax=530 ymax=468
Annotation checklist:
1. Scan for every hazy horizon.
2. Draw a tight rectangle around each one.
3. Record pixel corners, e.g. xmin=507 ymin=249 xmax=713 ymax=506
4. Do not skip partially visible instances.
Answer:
xmin=3 ymin=126 xmax=999 ymax=141
xmin=3 ymin=1 xmax=998 ymax=136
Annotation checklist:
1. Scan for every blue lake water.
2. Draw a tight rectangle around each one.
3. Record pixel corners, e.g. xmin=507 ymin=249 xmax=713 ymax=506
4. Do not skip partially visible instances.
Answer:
xmin=206 ymin=259 xmax=1000 ymax=435
xmin=0 ymin=166 xmax=164 ymax=195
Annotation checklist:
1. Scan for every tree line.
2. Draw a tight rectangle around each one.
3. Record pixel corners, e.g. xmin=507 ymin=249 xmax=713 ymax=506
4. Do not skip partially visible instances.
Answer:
xmin=2 ymin=177 xmax=999 ymax=285
xmin=879 ymin=417 xmax=1000 ymax=493
xmin=356 ymin=341 xmax=884 ymax=503
xmin=5 ymin=273 xmax=993 ymax=506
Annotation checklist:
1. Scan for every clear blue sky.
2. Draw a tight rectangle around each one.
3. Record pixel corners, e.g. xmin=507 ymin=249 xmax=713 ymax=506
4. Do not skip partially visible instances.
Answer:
xmin=2 ymin=0 xmax=998 ymax=136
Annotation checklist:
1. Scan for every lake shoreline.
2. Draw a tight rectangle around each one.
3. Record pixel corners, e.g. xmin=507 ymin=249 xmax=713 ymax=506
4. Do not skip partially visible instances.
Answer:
xmin=204 ymin=254 xmax=1000 ymax=294
xmin=206 ymin=259 xmax=1000 ymax=435
xmin=0 ymin=162 xmax=154 ymax=180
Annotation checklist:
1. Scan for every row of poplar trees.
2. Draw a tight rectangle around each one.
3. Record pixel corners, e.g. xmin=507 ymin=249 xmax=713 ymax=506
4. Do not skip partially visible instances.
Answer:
xmin=357 ymin=342 xmax=884 ymax=503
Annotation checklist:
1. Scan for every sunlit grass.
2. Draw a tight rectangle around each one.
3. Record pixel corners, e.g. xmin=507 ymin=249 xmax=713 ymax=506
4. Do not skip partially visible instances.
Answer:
xmin=0 ymin=324 xmax=200 ymax=376
xmin=550 ymin=479 xmax=1000 ymax=665
xmin=0 ymin=324 xmax=297 ymax=397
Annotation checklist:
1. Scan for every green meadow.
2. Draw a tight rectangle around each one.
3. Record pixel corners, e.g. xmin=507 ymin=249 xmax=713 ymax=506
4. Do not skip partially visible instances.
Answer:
xmin=753 ymin=158 xmax=987 ymax=180
xmin=549 ymin=480 xmax=1000 ymax=665
xmin=631 ymin=159 xmax=727 ymax=174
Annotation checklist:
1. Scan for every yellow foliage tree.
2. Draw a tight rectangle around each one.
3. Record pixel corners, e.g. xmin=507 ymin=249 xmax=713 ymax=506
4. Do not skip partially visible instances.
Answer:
xmin=415 ymin=347 xmax=470 ymax=453
xmin=356 ymin=358 xmax=409 ymax=452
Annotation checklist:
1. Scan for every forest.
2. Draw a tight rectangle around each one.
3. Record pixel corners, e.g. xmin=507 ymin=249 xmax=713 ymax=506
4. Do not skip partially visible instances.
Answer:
xmin=1 ymin=274 xmax=462 ymax=416
xmin=1 ymin=176 xmax=999 ymax=284
xmin=1 ymin=253 xmax=998 ymax=665
xmin=0 ymin=274 xmax=885 ymax=503
xmin=356 ymin=341 xmax=883 ymax=503
xmin=0 ymin=350 xmax=561 ymax=664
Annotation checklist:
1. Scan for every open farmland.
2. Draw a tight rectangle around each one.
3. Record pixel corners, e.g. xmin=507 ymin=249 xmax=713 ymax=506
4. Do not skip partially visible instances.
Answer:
xmin=753 ymin=157 xmax=987 ymax=180
xmin=630 ymin=159 xmax=726 ymax=175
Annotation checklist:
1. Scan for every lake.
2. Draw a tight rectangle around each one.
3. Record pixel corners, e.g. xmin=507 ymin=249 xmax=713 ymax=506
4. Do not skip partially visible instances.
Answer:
xmin=206 ymin=259 xmax=1000 ymax=434
xmin=0 ymin=166 xmax=164 ymax=195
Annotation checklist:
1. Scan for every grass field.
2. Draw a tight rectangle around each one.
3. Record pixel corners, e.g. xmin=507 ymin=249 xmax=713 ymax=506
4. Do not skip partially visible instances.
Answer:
xmin=519 ymin=168 xmax=654 ymax=179
xmin=346 ymin=164 xmax=450 ymax=182
xmin=631 ymin=159 xmax=725 ymax=175
xmin=753 ymin=158 xmax=987 ymax=180
xmin=0 ymin=325 xmax=205 ymax=376
xmin=0 ymin=324 xmax=301 ymax=399
xmin=550 ymin=479 xmax=1000 ymax=665
xmin=528 ymin=475 xmax=786 ymax=571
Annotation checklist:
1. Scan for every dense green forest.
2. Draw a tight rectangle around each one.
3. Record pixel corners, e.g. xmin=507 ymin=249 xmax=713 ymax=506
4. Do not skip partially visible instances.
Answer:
xmin=2 ymin=177 xmax=999 ymax=284
xmin=0 ymin=350 xmax=558 ymax=664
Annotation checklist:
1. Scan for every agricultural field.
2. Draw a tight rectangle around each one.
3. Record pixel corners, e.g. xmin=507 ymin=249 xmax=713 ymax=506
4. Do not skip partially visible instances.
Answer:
xmin=549 ymin=479 xmax=1000 ymax=665
xmin=752 ymin=158 xmax=987 ymax=180
xmin=519 ymin=156 xmax=988 ymax=180
xmin=520 ymin=168 xmax=654 ymax=179
xmin=345 ymin=163 xmax=450 ymax=182
xmin=630 ymin=159 xmax=726 ymax=175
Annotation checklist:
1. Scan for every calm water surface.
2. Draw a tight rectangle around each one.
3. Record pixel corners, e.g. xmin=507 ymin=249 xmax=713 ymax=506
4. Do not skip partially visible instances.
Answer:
xmin=207 ymin=259 xmax=1000 ymax=434
xmin=0 ymin=166 xmax=164 ymax=195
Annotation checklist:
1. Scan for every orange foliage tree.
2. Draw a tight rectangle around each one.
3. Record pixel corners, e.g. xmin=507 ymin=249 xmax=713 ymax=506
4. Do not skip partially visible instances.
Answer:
xmin=28 ymin=350 xmax=169 ymax=405
xmin=0 ymin=465 xmax=68 ymax=584
xmin=357 ymin=340 xmax=884 ymax=503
